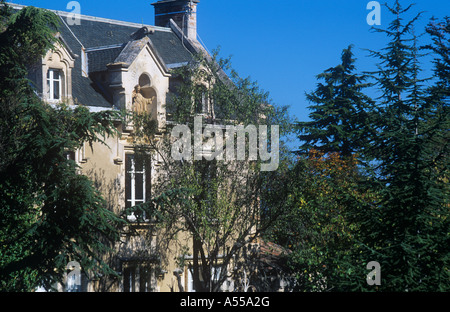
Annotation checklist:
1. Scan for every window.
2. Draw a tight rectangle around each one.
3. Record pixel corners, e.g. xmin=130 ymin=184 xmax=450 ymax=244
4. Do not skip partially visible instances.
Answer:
xmin=187 ymin=264 xmax=226 ymax=292
xmin=125 ymin=154 xmax=151 ymax=222
xmin=194 ymin=85 xmax=208 ymax=114
xmin=47 ymin=69 xmax=62 ymax=101
xmin=123 ymin=263 xmax=153 ymax=292
xmin=123 ymin=265 xmax=136 ymax=292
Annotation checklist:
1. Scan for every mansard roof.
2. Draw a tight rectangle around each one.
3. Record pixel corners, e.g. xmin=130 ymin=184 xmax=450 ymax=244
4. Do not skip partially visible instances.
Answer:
xmin=58 ymin=16 xmax=193 ymax=69
xmin=57 ymin=13 xmax=193 ymax=108
xmin=10 ymin=4 xmax=195 ymax=108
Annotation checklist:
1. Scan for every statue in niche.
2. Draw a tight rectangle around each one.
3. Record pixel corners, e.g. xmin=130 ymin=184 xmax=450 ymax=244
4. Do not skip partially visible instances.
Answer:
xmin=132 ymin=85 xmax=154 ymax=114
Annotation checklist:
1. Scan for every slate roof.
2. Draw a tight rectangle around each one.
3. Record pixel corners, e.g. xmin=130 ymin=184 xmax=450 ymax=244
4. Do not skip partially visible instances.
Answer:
xmin=54 ymin=11 xmax=194 ymax=108
xmin=86 ymin=46 xmax=124 ymax=73
xmin=9 ymin=3 xmax=195 ymax=108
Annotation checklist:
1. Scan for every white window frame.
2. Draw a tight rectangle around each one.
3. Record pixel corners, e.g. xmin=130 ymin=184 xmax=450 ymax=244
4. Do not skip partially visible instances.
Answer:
xmin=187 ymin=264 xmax=226 ymax=292
xmin=47 ymin=68 xmax=63 ymax=102
xmin=125 ymin=154 xmax=148 ymax=222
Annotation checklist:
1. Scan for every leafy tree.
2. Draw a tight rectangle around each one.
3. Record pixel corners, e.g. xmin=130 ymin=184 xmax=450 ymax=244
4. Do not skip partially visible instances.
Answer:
xmin=286 ymin=44 xmax=378 ymax=291
xmin=127 ymin=52 xmax=293 ymax=292
xmin=266 ymin=150 xmax=377 ymax=291
xmin=0 ymin=4 xmax=124 ymax=291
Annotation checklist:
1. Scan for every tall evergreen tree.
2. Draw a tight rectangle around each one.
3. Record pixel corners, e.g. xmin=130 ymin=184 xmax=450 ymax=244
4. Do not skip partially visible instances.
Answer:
xmin=275 ymin=46 xmax=379 ymax=291
xmin=287 ymin=1 xmax=449 ymax=291
xmin=425 ymin=16 xmax=450 ymax=101
xmin=361 ymin=1 xmax=449 ymax=291
xmin=296 ymin=45 xmax=373 ymax=159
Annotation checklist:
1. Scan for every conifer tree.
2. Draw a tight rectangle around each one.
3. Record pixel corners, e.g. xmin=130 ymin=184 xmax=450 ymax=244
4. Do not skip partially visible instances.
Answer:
xmin=360 ymin=1 xmax=449 ymax=291
xmin=286 ymin=1 xmax=449 ymax=291
xmin=279 ymin=46 xmax=378 ymax=291
xmin=425 ymin=16 xmax=450 ymax=101
xmin=296 ymin=45 xmax=373 ymax=159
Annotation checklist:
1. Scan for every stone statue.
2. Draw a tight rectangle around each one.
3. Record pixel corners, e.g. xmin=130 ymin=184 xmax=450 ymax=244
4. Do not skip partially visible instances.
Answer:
xmin=132 ymin=85 xmax=154 ymax=114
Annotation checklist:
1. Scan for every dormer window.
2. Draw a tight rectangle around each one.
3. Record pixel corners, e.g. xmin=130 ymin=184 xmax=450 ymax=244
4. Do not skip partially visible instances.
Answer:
xmin=41 ymin=38 xmax=75 ymax=104
xmin=47 ymin=69 xmax=63 ymax=101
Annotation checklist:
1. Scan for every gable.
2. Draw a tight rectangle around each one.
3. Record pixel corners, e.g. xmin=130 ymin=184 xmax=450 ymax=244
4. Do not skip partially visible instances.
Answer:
xmin=55 ymin=13 xmax=193 ymax=108
xmin=58 ymin=14 xmax=193 ymax=70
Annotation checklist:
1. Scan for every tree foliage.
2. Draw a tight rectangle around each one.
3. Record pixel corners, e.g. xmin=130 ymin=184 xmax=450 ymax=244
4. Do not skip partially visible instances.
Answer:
xmin=266 ymin=150 xmax=378 ymax=291
xmin=360 ymin=1 xmax=449 ymax=291
xmin=0 ymin=4 xmax=124 ymax=291
xmin=275 ymin=0 xmax=448 ymax=292
xmin=128 ymin=51 xmax=294 ymax=292
xmin=296 ymin=45 xmax=373 ymax=159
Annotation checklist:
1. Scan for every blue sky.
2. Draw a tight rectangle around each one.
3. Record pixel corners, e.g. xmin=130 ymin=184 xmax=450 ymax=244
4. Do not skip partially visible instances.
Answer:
xmin=11 ymin=0 xmax=450 ymax=126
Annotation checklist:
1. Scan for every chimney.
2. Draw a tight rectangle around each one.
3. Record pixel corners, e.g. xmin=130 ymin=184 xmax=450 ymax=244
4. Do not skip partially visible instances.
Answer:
xmin=152 ymin=0 xmax=199 ymax=41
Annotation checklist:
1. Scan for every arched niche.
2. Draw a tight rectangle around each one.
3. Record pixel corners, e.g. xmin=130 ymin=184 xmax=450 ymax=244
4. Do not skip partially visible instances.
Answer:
xmin=132 ymin=73 xmax=157 ymax=118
